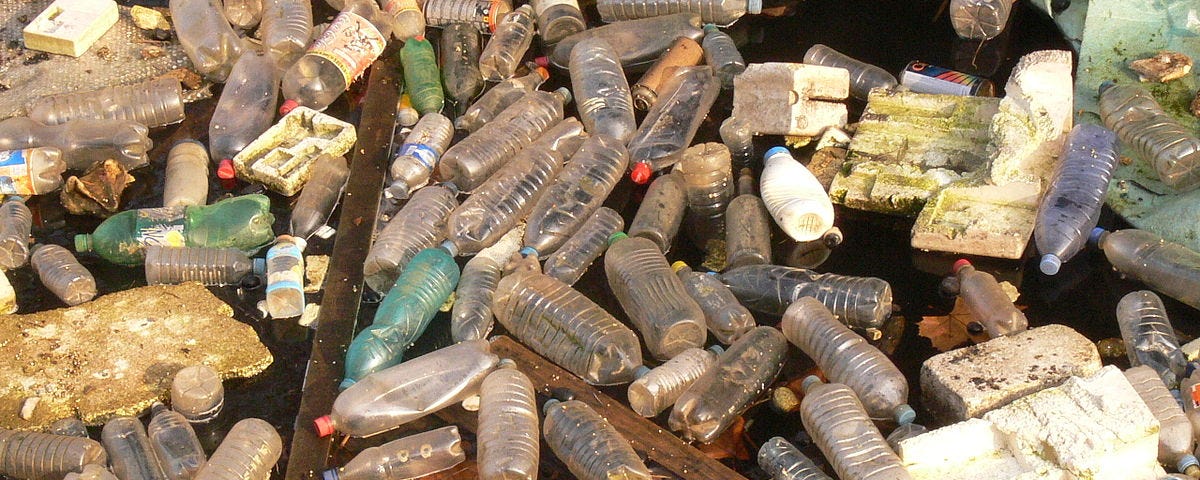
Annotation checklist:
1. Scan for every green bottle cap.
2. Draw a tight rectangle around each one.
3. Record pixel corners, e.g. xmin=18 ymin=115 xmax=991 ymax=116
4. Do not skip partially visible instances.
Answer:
xmin=74 ymin=234 xmax=92 ymax=252
xmin=607 ymin=232 xmax=628 ymax=245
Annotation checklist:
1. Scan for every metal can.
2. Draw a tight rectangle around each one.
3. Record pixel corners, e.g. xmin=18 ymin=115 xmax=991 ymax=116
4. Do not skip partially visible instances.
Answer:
xmin=900 ymin=60 xmax=996 ymax=96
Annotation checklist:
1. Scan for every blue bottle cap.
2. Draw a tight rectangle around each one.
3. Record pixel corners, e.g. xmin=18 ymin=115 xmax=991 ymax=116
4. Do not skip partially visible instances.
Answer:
xmin=1179 ymin=454 xmax=1199 ymax=474
xmin=1039 ymin=254 xmax=1061 ymax=276
xmin=1088 ymin=227 xmax=1109 ymax=247
xmin=764 ymin=146 xmax=790 ymax=159
xmin=895 ymin=404 xmax=916 ymax=425
xmin=518 ymin=246 xmax=538 ymax=258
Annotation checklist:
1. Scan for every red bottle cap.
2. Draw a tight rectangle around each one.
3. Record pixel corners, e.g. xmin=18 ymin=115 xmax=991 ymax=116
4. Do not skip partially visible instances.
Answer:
xmin=415 ymin=35 xmax=425 ymax=42
xmin=534 ymin=56 xmax=550 ymax=69
xmin=279 ymin=99 xmax=299 ymax=116
xmin=314 ymin=415 xmax=335 ymax=437
xmin=630 ymin=162 xmax=652 ymax=185
xmin=217 ymin=159 xmax=237 ymax=180
xmin=953 ymin=259 xmax=972 ymax=273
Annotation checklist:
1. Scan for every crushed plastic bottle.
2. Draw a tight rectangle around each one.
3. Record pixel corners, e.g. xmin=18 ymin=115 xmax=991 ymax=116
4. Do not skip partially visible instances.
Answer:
xmin=758 ymin=436 xmax=833 ymax=480
xmin=627 ymin=345 xmax=721 ymax=417
xmin=542 ymin=399 xmax=653 ymax=480
xmin=720 ymin=264 xmax=893 ymax=332
xmin=31 ymin=244 xmax=95 ymax=306
xmin=1124 ymin=365 xmax=1200 ymax=475
xmin=0 ymin=428 xmax=107 ymax=480
xmin=193 ymin=418 xmax=281 ymax=480
xmin=949 ymin=259 xmax=1028 ymax=338
xmin=524 ymin=135 xmax=629 ymax=256
xmin=322 ymin=426 xmax=465 ymax=480
xmin=1091 ymin=228 xmax=1200 ymax=311
xmin=259 ymin=0 xmax=314 ymax=69
xmin=363 ymin=184 xmax=458 ymax=293
xmin=702 ymin=24 xmax=746 ymax=88
xmin=669 ymin=326 xmax=787 ymax=442
xmin=530 ymin=0 xmax=585 ymax=44
xmin=147 ymin=402 xmax=207 ymax=480
xmin=569 ymin=37 xmax=637 ymax=143
xmin=949 ymin=0 xmax=1015 ymax=40
xmin=451 ymin=224 xmax=523 ymax=342
xmin=101 ymin=416 xmax=168 ymax=480
xmin=674 ymin=262 xmax=754 ymax=344
xmin=163 ymin=141 xmax=209 ymax=208
xmin=210 ymin=46 xmax=280 ymax=175
xmin=27 ymin=77 xmax=185 ymax=128
xmin=802 ymin=44 xmax=897 ymax=101
xmin=674 ymin=142 xmax=734 ymax=249
xmin=760 ymin=147 xmax=835 ymax=243
xmin=542 ymin=206 xmax=625 ymax=285
xmin=169 ymin=0 xmax=244 ymax=81
xmin=480 ymin=5 xmax=536 ymax=81
xmin=476 ymin=362 xmax=539 ymax=480
xmin=632 ymin=36 xmax=704 ymax=111
xmin=549 ymin=12 xmax=705 ymax=70
xmin=171 ymin=365 xmax=225 ymax=424
xmin=389 ymin=114 xmax=454 ymax=200
xmin=400 ymin=36 xmax=445 ymax=115
xmin=381 ymin=0 xmax=426 ymax=41
xmin=627 ymin=66 xmax=720 ymax=183
xmin=598 ymin=0 xmax=758 ymax=26
xmin=455 ymin=67 xmax=547 ymax=132
xmin=0 ymin=196 xmax=31 ymax=270
xmin=145 ymin=245 xmax=265 ymax=286
xmin=1117 ymin=290 xmax=1188 ymax=389
xmin=1098 ymin=82 xmax=1200 ymax=192
xmin=0 ymin=116 xmax=152 ymax=171
xmin=280 ymin=0 xmax=391 ymax=113
xmin=423 ymin=0 xmax=513 ymax=32
xmin=440 ymin=24 xmax=484 ymax=112
xmin=725 ymin=168 xmax=772 ymax=269
xmin=224 ymin=0 xmax=264 ymax=29
xmin=291 ymin=154 xmax=350 ymax=240
xmin=1035 ymin=124 xmax=1119 ymax=275
xmin=628 ymin=171 xmax=687 ymax=253
xmin=266 ymin=235 xmax=306 ymax=319
xmin=799 ymin=377 xmax=911 ymax=480
xmin=606 ymin=233 xmax=707 ymax=360
xmin=0 ymin=147 xmax=65 ymax=196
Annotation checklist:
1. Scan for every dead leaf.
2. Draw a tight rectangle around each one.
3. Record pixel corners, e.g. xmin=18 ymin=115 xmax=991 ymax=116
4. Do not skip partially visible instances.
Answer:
xmin=918 ymin=298 xmax=990 ymax=352
xmin=60 ymin=159 xmax=134 ymax=217
xmin=697 ymin=415 xmax=751 ymax=461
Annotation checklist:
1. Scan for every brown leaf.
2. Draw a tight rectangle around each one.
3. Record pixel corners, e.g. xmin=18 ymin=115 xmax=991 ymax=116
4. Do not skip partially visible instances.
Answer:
xmin=697 ymin=415 xmax=751 ymax=461
xmin=918 ymin=298 xmax=989 ymax=352
xmin=60 ymin=159 xmax=134 ymax=217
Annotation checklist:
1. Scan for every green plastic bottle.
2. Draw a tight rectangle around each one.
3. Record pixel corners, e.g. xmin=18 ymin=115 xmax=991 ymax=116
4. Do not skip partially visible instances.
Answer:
xmin=401 ymin=36 xmax=445 ymax=115
xmin=75 ymin=194 xmax=276 ymax=266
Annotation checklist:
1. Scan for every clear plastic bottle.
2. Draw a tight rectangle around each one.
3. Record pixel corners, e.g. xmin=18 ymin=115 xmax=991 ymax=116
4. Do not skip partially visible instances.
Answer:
xmin=0 ymin=428 xmax=107 ymax=480
xmin=280 ymin=0 xmax=391 ymax=113
xmin=949 ymin=0 xmax=1015 ymax=40
xmin=224 ymin=0 xmax=264 ymax=29
xmin=0 ymin=117 xmax=151 ymax=171
xmin=31 ymin=244 xmax=95 ymax=306
xmin=628 ymin=171 xmax=687 ymax=253
xmin=439 ymin=24 xmax=483 ymax=113
xmin=401 ymin=36 xmax=445 ymax=115
xmin=423 ymin=0 xmax=513 ymax=32
xmin=64 ymin=464 xmax=119 ymax=480
xmin=193 ymin=418 xmax=281 ymax=480
xmin=145 ymin=245 xmax=264 ymax=286
xmin=0 ymin=147 xmax=65 ymax=195
xmin=701 ymin=25 xmax=745 ymax=88
xmin=479 ymin=5 xmax=536 ymax=81
xmin=627 ymin=345 xmax=721 ymax=417
xmin=542 ymin=399 xmax=652 ymax=480
xmin=725 ymin=168 xmax=772 ymax=269
xmin=761 ymin=147 xmax=835 ymax=243
xmin=266 ymin=235 xmax=306 ymax=319
xmin=885 ymin=423 xmax=927 ymax=452
xmin=626 ymin=66 xmax=720 ymax=184
xmin=524 ymin=135 xmax=629 ymax=256
xmin=259 ymin=0 xmax=313 ymax=69
xmin=210 ymin=46 xmax=280 ymax=170
xmin=668 ymin=326 xmax=787 ymax=442
xmin=542 ymin=206 xmax=624 ymax=285
xmin=758 ymin=436 xmax=833 ymax=480
xmin=380 ymin=0 xmax=426 ymax=41
xmin=163 ymin=141 xmax=209 ymax=208
xmin=363 ymin=184 xmax=458 ymax=293
xmin=171 ymin=365 xmax=224 ymax=424
xmin=101 ymin=416 xmax=168 ymax=480
xmin=344 ymin=246 xmax=460 ymax=389
xmin=674 ymin=262 xmax=754 ymax=344
xmin=27 ymin=77 xmax=185 ymax=128
xmin=451 ymin=224 xmax=523 ymax=342
xmin=1035 ymin=124 xmax=1119 ymax=275
xmin=318 ymin=339 xmax=500 ymax=438
xmin=1117 ymin=290 xmax=1188 ymax=389
xmin=147 ymin=402 xmax=207 ymax=480
xmin=530 ymin=0 xmax=586 ymax=45
xmin=1092 ymin=228 xmax=1200 ymax=310
xmin=455 ymin=67 xmax=547 ymax=132
xmin=798 ymin=377 xmax=910 ymax=480
xmin=719 ymin=264 xmax=893 ymax=332
xmin=598 ymin=0 xmax=758 ymax=26
xmin=292 ymin=155 xmax=350 ymax=240
xmin=569 ymin=37 xmax=637 ymax=144
xmin=803 ymin=44 xmax=897 ymax=102
xmin=674 ymin=142 xmax=734 ymax=249
xmin=548 ymin=12 xmax=705 ymax=70
xmin=322 ymin=426 xmax=464 ymax=480
xmin=720 ymin=117 xmax=754 ymax=168
xmin=632 ymin=36 xmax=704 ymax=111
xmin=493 ymin=255 xmax=643 ymax=385
xmin=949 ymin=260 xmax=1027 ymax=338
xmin=0 ymin=196 xmax=31 ymax=270
xmin=476 ymin=362 xmax=539 ymax=480
xmin=1099 ymin=82 xmax=1200 ymax=192
xmin=169 ymin=0 xmax=245 ymax=82
xmin=605 ymin=233 xmax=707 ymax=360
xmin=441 ymin=88 xmax=571 ymax=191
xmin=782 ymin=297 xmax=915 ymax=424
xmin=388 ymin=114 xmax=453 ymax=200
xmin=1124 ymin=365 xmax=1200 ymax=475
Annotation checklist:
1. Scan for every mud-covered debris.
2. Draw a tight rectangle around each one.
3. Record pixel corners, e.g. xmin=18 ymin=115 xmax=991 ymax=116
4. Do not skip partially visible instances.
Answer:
xmin=1129 ymin=51 xmax=1193 ymax=83
xmin=158 ymin=68 xmax=203 ymax=90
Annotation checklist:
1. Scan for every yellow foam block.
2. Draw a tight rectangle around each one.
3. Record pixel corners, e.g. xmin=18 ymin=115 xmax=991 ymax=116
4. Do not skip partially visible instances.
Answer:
xmin=22 ymin=0 xmax=119 ymax=57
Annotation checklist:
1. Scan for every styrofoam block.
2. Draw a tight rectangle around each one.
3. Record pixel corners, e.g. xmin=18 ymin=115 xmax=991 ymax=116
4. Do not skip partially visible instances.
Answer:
xmin=22 ymin=0 xmax=118 ymax=57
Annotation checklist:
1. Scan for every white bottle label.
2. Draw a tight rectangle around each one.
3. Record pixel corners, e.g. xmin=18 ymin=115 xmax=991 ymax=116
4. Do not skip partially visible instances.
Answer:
xmin=0 ymin=149 xmax=36 ymax=195
xmin=307 ymin=12 xmax=388 ymax=86
xmin=531 ymin=0 xmax=581 ymax=17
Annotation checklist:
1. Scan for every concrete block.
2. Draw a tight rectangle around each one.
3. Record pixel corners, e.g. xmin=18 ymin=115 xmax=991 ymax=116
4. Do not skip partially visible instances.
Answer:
xmin=22 ymin=0 xmax=118 ymax=57
xmin=920 ymin=324 xmax=1102 ymax=425
xmin=731 ymin=62 xmax=849 ymax=137
xmin=910 ymin=182 xmax=1040 ymax=259
xmin=233 ymin=106 xmax=356 ymax=196
xmin=988 ymin=50 xmax=1074 ymax=187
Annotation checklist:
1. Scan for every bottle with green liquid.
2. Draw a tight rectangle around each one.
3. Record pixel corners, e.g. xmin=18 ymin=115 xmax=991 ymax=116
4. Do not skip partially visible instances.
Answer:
xmin=401 ymin=36 xmax=445 ymax=115
xmin=75 ymin=194 xmax=275 ymax=266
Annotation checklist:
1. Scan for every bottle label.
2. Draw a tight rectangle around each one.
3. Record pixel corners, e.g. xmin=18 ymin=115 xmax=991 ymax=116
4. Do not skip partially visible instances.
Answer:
xmin=397 ymin=143 xmax=438 ymax=171
xmin=382 ymin=0 xmax=421 ymax=15
xmin=135 ymin=206 xmax=187 ymax=247
xmin=0 ymin=149 xmax=35 ymax=195
xmin=306 ymin=12 xmax=388 ymax=87
xmin=266 ymin=243 xmax=304 ymax=295
xmin=531 ymin=0 xmax=581 ymax=17
xmin=1190 ymin=383 xmax=1200 ymax=410
xmin=900 ymin=61 xmax=991 ymax=97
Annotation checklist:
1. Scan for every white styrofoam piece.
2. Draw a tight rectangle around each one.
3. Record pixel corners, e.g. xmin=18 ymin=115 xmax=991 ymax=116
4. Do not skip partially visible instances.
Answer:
xmin=22 ymin=0 xmax=118 ymax=57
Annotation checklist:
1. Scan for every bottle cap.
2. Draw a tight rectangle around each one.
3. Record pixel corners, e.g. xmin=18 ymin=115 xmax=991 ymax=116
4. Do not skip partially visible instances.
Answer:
xmin=607 ymin=232 xmax=628 ymax=245
xmin=542 ymin=398 xmax=562 ymax=414
xmin=671 ymin=261 xmax=689 ymax=273
xmin=486 ymin=0 xmax=505 ymax=32
xmin=440 ymin=240 xmax=459 ymax=257
xmin=634 ymin=365 xmax=652 ymax=379
xmin=800 ymin=375 xmax=823 ymax=393
xmin=630 ymin=162 xmax=653 ymax=184
xmin=321 ymin=469 xmax=340 ymax=480
xmin=534 ymin=56 xmax=550 ymax=70
xmin=518 ymin=246 xmax=538 ymax=258
xmin=1039 ymin=254 xmax=1061 ymax=276
xmin=314 ymin=415 xmax=335 ymax=437
xmin=771 ymin=387 xmax=800 ymax=413
xmin=1179 ymin=455 xmax=1200 ymax=475
xmin=415 ymin=35 xmax=425 ymax=42
xmin=894 ymin=404 xmax=916 ymax=425
xmin=747 ymin=0 xmax=762 ymax=14
xmin=703 ymin=23 xmax=719 ymax=33
xmin=952 ymin=258 xmax=972 ymax=273
xmin=823 ymin=227 xmax=843 ymax=247
xmin=1088 ymin=227 xmax=1109 ymax=247
xmin=553 ymin=87 xmax=573 ymax=105
xmin=217 ymin=159 xmax=237 ymax=180
xmin=73 ymin=234 xmax=92 ymax=252
xmin=497 ymin=358 xmax=517 ymax=369
xmin=707 ymin=345 xmax=725 ymax=356
xmin=440 ymin=181 xmax=460 ymax=195
xmin=1098 ymin=80 xmax=1116 ymax=95
xmin=339 ymin=378 xmax=356 ymax=390
xmin=252 ymin=258 xmax=266 ymax=275
xmin=279 ymin=99 xmax=299 ymax=116
xmin=764 ymin=146 xmax=790 ymax=160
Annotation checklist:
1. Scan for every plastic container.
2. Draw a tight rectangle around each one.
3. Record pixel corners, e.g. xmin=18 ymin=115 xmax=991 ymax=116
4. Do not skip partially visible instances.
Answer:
xmin=1117 ymin=290 xmax=1188 ymax=389
xmin=542 ymin=400 xmax=652 ymax=480
xmin=224 ymin=0 xmax=263 ymax=29
xmin=720 ymin=117 xmax=754 ymax=168
xmin=49 ymin=418 xmax=89 ymax=438
xmin=322 ymin=426 xmax=464 ymax=480
xmin=760 ymin=147 xmax=835 ymax=243
xmin=440 ymin=88 xmax=570 ymax=191
xmin=400 ymin=36 xmax=445 ymax=116
xmin=628 ymin=345 xmax=721 ymax=417
xmin=145 ymin=245 xmax=265 ymax=286
xmin=725 ymin=168 xmax=772 ymax=269
xmin=1124 ymin=365 xmax=1200 ymax=475
xmin=63 ymin=464 xmax=118 ymax=480
xmin=265 ymin=235 xmax=305 ymax=319
xmin=1099 ymin=82 xmax=1200 ymax=192
xmin=439 ymin=24 xmax=483 ymax=112
xmin=31 ymin=244 xmax=95 ymax=306
xmin=171 ymin=365 xmax=225 ymax=424
xmin=949 ymin=0 xmax=1015 ymax=40
xmin=542 ymin=206 xmax=624 ymax=286
xmin=480 ymin=5 xmax=536 ymax=81
xmin=799 ymin=377 xmax=910 ymax=480
xmin=605 ymin=233 xmax=707 ymax=360
xmin=702 ymin=24 xmax=746 ymax=88
xmin=292 ymin=154 xmax=350 ymax=240
xmin=169 ymin=0 xmax=244 ymax=81
xmin=455 ymin=67 xmax=547 ymax=132
xmin=626 ymin=66 xmax=720 ymax=183
xmin=668 ymin=326 xmax=787 ymax=442
xmin=451 ymin=225 xmax=523 ymax=342
xmin=193 ymin=418 xmax=281 ymax=480
xmin=163 ymin=141 xmax=209 ymax=208
xmin=280 ymin=0 xmax=391 ymax=113
xmin=530 ymin=0 xmax=585 ymax=44
xmin=0 ymin=116 xmax=151 ymax=171
xmin=362 ymin=184 xmax=458 ymax=293
xmin=524 ymin=135 xmax=628 ymax=256
xmin=210 ymin=47 xmax=280 ymax=173
xmin=476 ymin=363 xmax=539 ymax=480
xmin=674 ymin=142 xmax=733 ymax=249
xmin=631 ymin=37 xmax=703 ymax=112
xmin=950 ymin=259 xmax=1027 ymax=338
xmin=75 ymin=194 xmax=276 ymax=266
xmin=0 ymin=147 xmax=65 ymax=196
xmin=803 ymin=44 xmax=897 ymax=101
xmin=423 ymin=0 xmax=513 ymax=32
xmin=782 ymin=297 xmax=915 ymax=424
xmin=147 ymin=402 xmax=207 ymax=480
xmin=569 ymin=37 xmax=637 ymax=143
xmin=0 ymin=196 xmax=31 ymax=270
xmin=1035 ymin=124 xmax=1119 ymax=275
xmin=628 ymin=171 xmax=687 ymax=253
xmin=598 ymin=0 xmax=757 ymax=26
xmin=674 ymin=262 xmax=754 ymax=344
xmin=28 ymin=77 xmax=185 ymax=128
xmin=101 ymin=416 xmax=168 ymax=480
xmin=757 ymin=436 xmax=833 ymax=480
xmin=548 ymin=12 xmax=705 ymax=71
xmin=719 ymin=264 xmax=893 ymax=332
xmin=0 ymin=428 xmax=107 ymax=480
xmin=259 ymin=0 xmax=313 ymax=69
xmin=319 ymin=339 xmax=499 ymax=438
xmin=381 ymin=0 xmax=425 ymax=41
xmin=1092 ymin=228 xmax=1200 ymax=310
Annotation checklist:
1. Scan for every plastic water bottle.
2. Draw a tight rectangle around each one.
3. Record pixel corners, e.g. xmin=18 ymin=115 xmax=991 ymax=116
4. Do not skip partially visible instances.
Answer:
xmin=605 ymin=233 xmax=707 ymax=360
xmin=530 ymin=0 xmax=585 ymax=44
xmin=380 ymin=0 xmax=426 ymax=41
xmin=280 ymin=0 xmax=391 ymax=113
xmin=627 ymin=66 xmax=720 ymax=184
xmin=803 ymin=44 xmax=897 ymax=101
xmin=1099 ymin=82 xmax=1200 ymax=192
xmin=758 ymin=436 xmax=833 ymax=480
xmin=674 ymin=262 xmax=754 ymax=344
xmin=598 ymin=0 xmax=758 ymax=25
xmin=632 ymin=36 xmax=704 ymax=111
xmin=799 ymin=377 xmax=910 ymax=480
xmin=950 ymin=0 xmax=1015 ymax=40
xmin=50 ymin=418 xmax=89 ymax=438
xmin=1124 ymin=365 xmax=1200 ymax=475
xmin=0 ymin=117 xmax=152 ymax=171
xmin=0 ymin=428 xmax=107 ymax=480
xmin=423 ymin=0 xmax=513 ymax=32
xmin=760 ymin=147 xmax=834 ymax=243
xmin=322 ymin=426 xmax=465 ymax=480
xmin=163 ymin=141 xmax=209 ymax=208
xmin=224 ymin=0 xmax=263 ymax=29
xmin=542 ymin=399 xmax=653 ymax=480
xmin=627 ymin=345 xmax=721 ymax=417
xmin=628 ymin=171 xmax=687 ymax=253
xmin=0 ymin=196 xmax=31 ymax=270
xmin=101 ymin=416 xmax=168 ymax=480
xmin=440 ymin=24 xmax=483 ymax=112
xmin=147 ymin=402 xmax=207 ymax=480
xmin=0 ymin=147 xmax=65 ymax=196
xmin=524 ymin=134 xmax=629 ymax=256
xmin=479 ymin=5 xmax=536 ymax=81
xmin=210 ymin=46 xmax=279 ymax=175
xmin=455 ymin=67 xmax=548 ymax=132
xmin=1117 ymin=290 xmax=1187 ymax=389
xmin=674 ymin=142 xmax=734 ymax=249
xmin=265 ymin=235 xmax=305 ymax=319
xmin=477 ymin=362 xmax=539 ymax=480
xmin=145 ymin=245 xmax=265 ymax=286
xmin=725 ymin=168 xmax=772 ymax=269
xmin=31 ymin=244 xmax=95 ymax=306
xmin=27 ymin=77 xmax=185 ymax=128
xmin=171 ymin=365 xmax=224 ymax=424
xmin=1092 ymin=228 xmax=1200 ymax=310
xmin=193 ymin=418 xmax=281 ymax=480
xmin=493 ymin=256 xmax=643 ymax=385
xmin=344 ymin=246 xmax=459 ymax=388
xmin=720 ymin=117 xmax=754 ymax=168
xmin=259 ymin=0 xmax=313 ymax=69
xmin=668 ymin=326 xmax=787 ymax=442
xmin=885 ymin=423 xmax=928 ymax=451
xmin=1035 ymin=124 xmax=1119 ymax=275
xmin=702 ymin=24 xmax=745 ymax=88
xmin=388 ymin=114 xmax=454 ymax=200
xmin=169 ymin=0 xmax=245 ymax=81
xmin=569 ymin=37 xmax=637 ymax=143
xmin=317 ymin=339 xmax=500 ymax=438
xmin=548 ymin=12 xmax=704 ymax=70
xmin=719 ymin=264 xmax=893 ymax=332
xmin=451 ymin=224 xmax=523 ymax=342
xmin=782 ymin=297 xmax=915 ymax=424
xmin=292 ymin=154 xmax=350 ymax=240
xmin=950 ymin=259 xmax=1027 ymax=338
xmin=64 ymin=464 xmax=119 ymax=480
xmin=363 ymin=184 xmax=458 ymax=292
xmin=401 ymin=36 xmax=445 ymax=115
xmin=542 ymin=206 xmax=624 ymax=285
